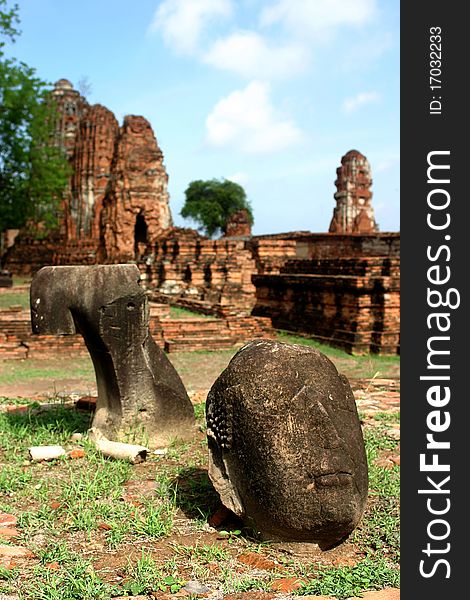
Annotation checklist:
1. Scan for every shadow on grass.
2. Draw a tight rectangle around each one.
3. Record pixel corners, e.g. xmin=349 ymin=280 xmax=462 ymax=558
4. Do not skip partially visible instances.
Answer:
xmin=171 ymin=467 xmax=220 ymax=521
xmin=170 ymin=466 xmax=245 ymax=534
xmin=1 ymin=405 xmax=92 ymax=443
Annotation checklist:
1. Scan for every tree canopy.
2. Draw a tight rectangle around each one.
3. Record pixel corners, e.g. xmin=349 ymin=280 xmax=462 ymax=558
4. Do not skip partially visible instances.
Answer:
xmin=180 ymin=178 xmax=254 ymax=237
xmin=0 ymin=0 xmax=70 ymax=233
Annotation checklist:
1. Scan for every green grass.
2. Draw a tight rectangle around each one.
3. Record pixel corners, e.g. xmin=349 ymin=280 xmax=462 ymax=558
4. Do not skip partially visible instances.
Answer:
xmin=0 ymin=404 xmax=91 ymax=462
xmin=169 ymin=305 xmax=211 ymax=319
xmin=23 ymin=550 xmax=119 ymax=600
xmin=297 ymin=557 xmax=399 ymax=599
xmin=0 ymin=379 xmax=400 ymax=598
xmin=122 ymin=551 xmax=185 ymax=596
xmin=0 ymin=290 xmax=30 ymax=309
xmin=0 ymin=357 xmax=95 ymax=386
xmin=277 ymin=331 xmax=400 ymax=380
xmin=172 ymin=542 xmax=230 ymax=563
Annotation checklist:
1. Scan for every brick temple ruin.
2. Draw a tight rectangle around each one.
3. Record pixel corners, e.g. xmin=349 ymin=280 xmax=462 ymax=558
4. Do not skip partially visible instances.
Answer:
xmin=1 ymin=80 xmax=400 ymax=355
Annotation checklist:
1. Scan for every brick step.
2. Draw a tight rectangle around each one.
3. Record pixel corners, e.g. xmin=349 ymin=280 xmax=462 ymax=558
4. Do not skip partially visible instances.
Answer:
xmin=0 ymin=337 xmax=28 ymax=359
xmin=164 ymin=336 xmax=240 ymax=353
xmin=159 ymin=319 xmax=231 ymax=337
xmin=0 ymin=349 xmax=28 ymax=359
xmin=0 ymin=326 xmax=31 ymax=336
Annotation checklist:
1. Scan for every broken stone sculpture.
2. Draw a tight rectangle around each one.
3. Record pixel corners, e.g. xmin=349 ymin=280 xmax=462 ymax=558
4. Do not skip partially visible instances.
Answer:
xmin=206 ymin=339 xmax=368 ymax=548
xmin=30 ymin=264 xmax=194 ymax=446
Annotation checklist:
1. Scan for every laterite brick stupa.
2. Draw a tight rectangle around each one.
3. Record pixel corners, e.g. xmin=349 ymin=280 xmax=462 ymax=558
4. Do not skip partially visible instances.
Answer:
xmin=1 ymin=81 xmax=400 ymax=355
xmin=5 ymin=79 xmax=172 ymax=269
xmin=329 ymin=149 xmax=378 ymax=234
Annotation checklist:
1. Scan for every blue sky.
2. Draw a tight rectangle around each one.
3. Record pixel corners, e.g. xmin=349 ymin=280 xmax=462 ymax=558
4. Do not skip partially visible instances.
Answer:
xmin=9 ymin=0 xmax=399 ymax=234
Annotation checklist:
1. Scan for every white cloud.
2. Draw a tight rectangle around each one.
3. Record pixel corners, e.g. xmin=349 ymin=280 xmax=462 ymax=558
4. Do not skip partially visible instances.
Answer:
xmin=260 ymin=0 xmax=377 ymax=40
xmin=148 ymin=0 xmax=233 ymax=54
xmin=227 ymin=172 xmax=249 ymax=185
xmin=342 ymin=32 xmax=394 ymax=70
xmin=206 ymin=81 xmax=303 ymax=153
xmin=203 ymin=30 xmax=309 ymax=79
xmin=342 ymin=91 xmax=380 ymax=114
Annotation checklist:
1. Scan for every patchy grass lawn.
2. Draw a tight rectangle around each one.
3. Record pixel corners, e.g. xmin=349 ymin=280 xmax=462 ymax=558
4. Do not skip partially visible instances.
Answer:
xmin=0 ymin=393 xmax=399 ymax=598
xmin=0 ymin=292 xmax=30 ymax=309
xmin=0 ymin=335 xmax=399 ymax=398
xmin=0 ymin=306 xmax=399 ymax=597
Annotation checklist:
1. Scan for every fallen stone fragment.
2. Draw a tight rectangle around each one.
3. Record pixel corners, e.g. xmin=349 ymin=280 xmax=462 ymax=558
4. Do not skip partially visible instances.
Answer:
xmin=0 ymin=514 xmax=17 ymax=527
xmin=385 ymin=427 xmax=400 ymax=440
xmin=5 ymin=404 xmax=29 ymax=414
xmin=206 ymin=339 xmax=368 ymax=548
xmin=153 ymin=448 xmax=168 ymax=456
xmin=0 ymin=545 xmax=34 ymax=558
xmin=182 ymin=580 xmax=211 ymax=595
xmin=269 ymin=577 xmax=304 ymax=593
xmin=75 ymin=396 xmax=97 ymax=412
xmin=0 ymin=527 xmax=19 ymax=539
xmin=28 ymin=446 xmax=66 ymax=461
xmin=30 ymin=265 xmax=195 ymax=447
xmin=68 ymin=449 xmax=85 ymax=459
xmin=208 ymin=505 xmax=231 ymax=528
xmin=89 ymin=428 xmax=148 ymax=463
xmin=237 ymin=552 xmax=280 ymax=571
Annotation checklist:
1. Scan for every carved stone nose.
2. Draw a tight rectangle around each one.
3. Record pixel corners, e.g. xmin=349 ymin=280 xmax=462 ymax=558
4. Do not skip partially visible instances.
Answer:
xmin=30 ymin=264 xmax=195 ymax=447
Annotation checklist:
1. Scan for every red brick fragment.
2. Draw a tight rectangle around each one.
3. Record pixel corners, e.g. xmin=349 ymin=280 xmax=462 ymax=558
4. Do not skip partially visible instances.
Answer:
xmin=269 ymin=577 xmax=304 ymax=593
xmin=68 ymin=449 xmax=85 ymax=459
xmin=0 ymin=545 xmax=34 ymax=558
xmin=0 ymin=527 xmax=20 ymax=539
xmin=208 ymin=505 xmax=231 ymax=528
xmin=237 ymin=552 xmax=279 ymax=571
xmin=0 ymin=513 xmax=17 ymax=527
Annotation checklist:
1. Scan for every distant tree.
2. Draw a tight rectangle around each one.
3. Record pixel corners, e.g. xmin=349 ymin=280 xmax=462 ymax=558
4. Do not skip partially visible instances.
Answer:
xmin=180 ymin=178 xmax=254 ymax=237
xmin=0 ymin=0 xmax=70 ymax=233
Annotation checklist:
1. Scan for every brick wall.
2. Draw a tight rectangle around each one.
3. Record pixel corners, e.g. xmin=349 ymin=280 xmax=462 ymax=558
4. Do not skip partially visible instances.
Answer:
xmin=252 ymin=256 xmax=400 ymax=355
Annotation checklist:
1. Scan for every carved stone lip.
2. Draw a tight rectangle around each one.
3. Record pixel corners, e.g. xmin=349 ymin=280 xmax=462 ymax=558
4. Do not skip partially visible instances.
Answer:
xmin=314 ymin=472 xmax=353 ymax=488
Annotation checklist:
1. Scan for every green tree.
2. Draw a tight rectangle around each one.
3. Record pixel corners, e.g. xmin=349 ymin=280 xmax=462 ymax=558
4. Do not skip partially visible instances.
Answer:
xmin=0 ymin=1 xmax=70 ymax=233
xmin=180 ymin=178 xmax=254 ymax=237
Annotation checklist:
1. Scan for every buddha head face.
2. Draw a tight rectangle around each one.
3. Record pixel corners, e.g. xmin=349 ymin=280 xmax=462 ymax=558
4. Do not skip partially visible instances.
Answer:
xmin=206 ymin=340 xmax=368 ymax=548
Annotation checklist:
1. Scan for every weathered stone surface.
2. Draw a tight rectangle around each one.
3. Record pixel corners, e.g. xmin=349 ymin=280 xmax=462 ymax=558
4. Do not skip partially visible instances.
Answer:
xmin=329 ymin=150 xmax=378 ymax=234
xmin=0 ymin=270 xmax=12 ymax=288
xmin=225 ymin=209 xmax=252 ymax=237
xmin=30 ymin=264 xmax=194 ymax=446
xmin=66 ymin=104 xmax=119 ymax=241
xmin=100 ymin=115 xmax=172 ymax=262
xmin=206 ymin=340 xmax=368 ymax=548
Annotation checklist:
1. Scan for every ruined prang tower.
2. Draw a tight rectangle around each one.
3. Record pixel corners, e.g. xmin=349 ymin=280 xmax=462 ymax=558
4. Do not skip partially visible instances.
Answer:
xmin=329 ymin=150 xmax=378 ymax=234
xmin=52 ymin=79 xmax=173 ymax=259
